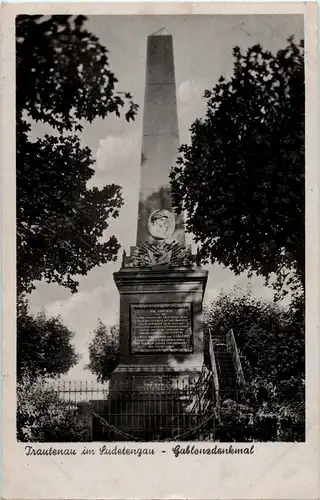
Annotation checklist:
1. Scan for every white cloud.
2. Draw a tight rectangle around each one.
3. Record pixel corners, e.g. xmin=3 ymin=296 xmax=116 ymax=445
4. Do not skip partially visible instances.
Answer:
xmin=93 ymin=132 xmax=141 ymax=179
xmin=42 ymin=266 xmax=120 ymax=380
xmin=178 ymin=79 xmax=205 ymax=106
xmin=87 ymin=133 xmax=141 ymax=251
xmin=28 ymin=132 xmax=143 ymax=380
xmin=177 ymin=80 xmax=208 ymax=145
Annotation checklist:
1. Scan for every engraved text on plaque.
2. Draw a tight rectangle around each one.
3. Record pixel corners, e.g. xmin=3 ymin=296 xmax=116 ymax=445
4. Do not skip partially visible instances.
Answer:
xmin=130 ymin=304 xmax=193 ymax=354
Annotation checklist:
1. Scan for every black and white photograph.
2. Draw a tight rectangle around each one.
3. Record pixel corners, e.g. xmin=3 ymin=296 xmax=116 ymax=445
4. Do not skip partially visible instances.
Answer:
xmin=14 ymin=11 xmax=306 ymax=445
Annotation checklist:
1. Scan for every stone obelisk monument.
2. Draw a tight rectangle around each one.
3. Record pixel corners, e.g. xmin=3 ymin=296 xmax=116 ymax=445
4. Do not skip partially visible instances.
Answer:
xmin=110 ymin=29 xmax=208 ymax=437
xmin=136 ymin=27 xmax=185 ymax=246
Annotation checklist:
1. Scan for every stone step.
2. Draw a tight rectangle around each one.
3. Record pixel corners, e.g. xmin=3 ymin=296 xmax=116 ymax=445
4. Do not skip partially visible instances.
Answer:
xmin=214 ymin=347 xmax=238 ymax=402
xmin=211 ymin=332 xmax=226 ymax=341
xmin=216 ymin=359 xmax=233 ymax=364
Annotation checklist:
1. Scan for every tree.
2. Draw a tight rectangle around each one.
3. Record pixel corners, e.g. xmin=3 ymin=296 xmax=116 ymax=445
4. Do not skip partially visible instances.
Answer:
xmin=170 ymin=38 xmax=304 ymax=297
xmin=17 ymin=15 xmax=138 ymax=294
xmin=205 ymin=289 xmax=305 ymax=441
xmin=206 ymin=289 xmax=304 ymax=384
xmin=17 ymin=376 xmax=89 ymax=442
xmin=17 ymin=296 xmax=79 ymax=380
xmin=86 ymin=321 xmax=119 ymax=381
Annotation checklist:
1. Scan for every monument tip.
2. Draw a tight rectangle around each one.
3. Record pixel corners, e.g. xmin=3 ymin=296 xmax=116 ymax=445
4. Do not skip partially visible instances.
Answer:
xmin=151 ymin=27 xmax=171 ymax=37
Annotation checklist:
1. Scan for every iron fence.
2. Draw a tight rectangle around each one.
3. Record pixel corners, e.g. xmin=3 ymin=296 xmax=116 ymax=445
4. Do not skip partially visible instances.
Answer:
xmin=48 ymin=379 xmax=110 ymax=405
xmin=49 ymin=368 xmax=216 ymax=442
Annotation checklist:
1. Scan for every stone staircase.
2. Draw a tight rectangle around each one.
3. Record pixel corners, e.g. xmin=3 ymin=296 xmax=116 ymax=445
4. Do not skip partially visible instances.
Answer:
xmin=211 ymin=332 xmax=226 ymax=346
xmin=210 ymin=329 xmax=246 ymax=405
xmin=214 ymin=343 xmax=238 ymax=403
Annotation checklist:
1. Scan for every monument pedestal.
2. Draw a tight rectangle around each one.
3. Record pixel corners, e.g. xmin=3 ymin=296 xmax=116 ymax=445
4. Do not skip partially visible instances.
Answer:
xmin=106 ymin=267 xmax=208 ymax=439
xmin=113 ymin=267 xmax=207 ymax=370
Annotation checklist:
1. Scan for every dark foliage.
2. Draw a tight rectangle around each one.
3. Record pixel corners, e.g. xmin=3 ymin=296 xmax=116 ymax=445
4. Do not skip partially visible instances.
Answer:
xmin=16 ymin=15 xmax=138 ymax=131
xmin=170 ymin=39 xmax=304 ymax=298
xmin=16 ymin=15 xmax=138 ymax=293
xmin=17 ymin=295 xmax=79 ymax=380
xmin=205 ymin=289 xmax=305 ymax=441
xmin=17 ymin=377 xmax=89 ymax=442
xmin=206 ymin=291 xmax=304 ymax=385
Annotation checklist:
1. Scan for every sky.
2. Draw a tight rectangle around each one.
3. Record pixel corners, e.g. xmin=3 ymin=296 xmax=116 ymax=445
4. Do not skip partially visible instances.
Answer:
xmin=28 ymin=14 xmax=303 ymax=380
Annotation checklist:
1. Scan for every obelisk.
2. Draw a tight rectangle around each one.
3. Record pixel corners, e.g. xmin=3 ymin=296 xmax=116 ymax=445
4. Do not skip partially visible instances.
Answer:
xmin=136 ymin=28 xmax=185 ymax=245
xmin=114 ymin=27 xmax=207 ymax=369
xmin=109 ymin=30 xmax=208 ymax=439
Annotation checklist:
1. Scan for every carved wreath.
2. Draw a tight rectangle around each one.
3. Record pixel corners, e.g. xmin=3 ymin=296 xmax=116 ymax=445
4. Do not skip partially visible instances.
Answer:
xmin=127 ymin=241 xmax=193 ymax=268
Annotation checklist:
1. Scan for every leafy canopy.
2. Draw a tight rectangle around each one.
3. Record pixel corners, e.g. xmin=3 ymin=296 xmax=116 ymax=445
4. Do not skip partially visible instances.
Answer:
xmin=17 ymin=296 xmax=79 ymax=380
xmin=170 ymin=39 xmax=304 ymax=297
xmin=205 ymin=289 xmax=304 ymax=441
xmin=16 ymin=15 xmax=138 ymax=131
xmin=17 ymin=15 xmax=138 ymax=294
xmin=205 ymin=290 xmax=304 ymax=389
xmin=86 ymin=321 xmax=119 ymax=382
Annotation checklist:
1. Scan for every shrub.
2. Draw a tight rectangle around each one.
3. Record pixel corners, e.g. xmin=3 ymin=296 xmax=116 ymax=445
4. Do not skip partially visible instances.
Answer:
xmin=17 ymin=377 xmax=89 ymax=442
xmin=86 ymin=322 xmax=120 ymax=382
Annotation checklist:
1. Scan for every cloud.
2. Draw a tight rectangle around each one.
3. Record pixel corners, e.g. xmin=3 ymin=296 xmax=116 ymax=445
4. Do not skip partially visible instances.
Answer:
xmin=28 ymin=132 xmax=142 ymax=380
xmin=88 ymin=133 xmax=141 ymax=251
xmin=43 ymin=267 xmax=120 ymax=381
xmin=177 ymin=80 xmax=208 ymax=145
xmin=46 ymin=274 xmax=119 ymax=335
xmin=95 ymin=133 xmax=141 ymax=175
xmin=178 ymin=79 xmax=206 ymax=106
xmin=203 ymin=264 xmax=275 ymax=306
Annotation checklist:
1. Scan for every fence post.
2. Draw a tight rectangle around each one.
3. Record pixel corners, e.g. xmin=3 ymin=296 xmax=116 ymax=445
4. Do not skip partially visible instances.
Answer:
xmin=77 ymin=402 xmax=93 ymax=441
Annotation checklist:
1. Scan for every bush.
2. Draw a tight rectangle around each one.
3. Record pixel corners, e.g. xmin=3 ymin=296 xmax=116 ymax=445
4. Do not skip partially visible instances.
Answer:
xmin=86 ymin=322 xmax=120 ymax=382
xmin=17 ymin=377 xmax=89 ymax=442
xmin=205 ymin=289 xmax=305 ymax=442
xmin=17 ymin=296 xmax=79 ymax=381
xmin=216 ymin=379 xmax=305 ymax=442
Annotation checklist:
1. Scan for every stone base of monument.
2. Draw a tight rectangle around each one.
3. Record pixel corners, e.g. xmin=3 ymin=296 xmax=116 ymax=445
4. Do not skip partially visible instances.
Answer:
xmin=113 ymin=267 xmax=208 ymax=367
xmin=94 ymin=365 xmax=212 ymax=441
xmin=96 ymin=267 xmax=210 ymax=441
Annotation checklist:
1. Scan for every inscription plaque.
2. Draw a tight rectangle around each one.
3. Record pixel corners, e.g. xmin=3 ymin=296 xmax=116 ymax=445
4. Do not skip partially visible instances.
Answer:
xmin=130 ymin=304 xmax=193 ymax=354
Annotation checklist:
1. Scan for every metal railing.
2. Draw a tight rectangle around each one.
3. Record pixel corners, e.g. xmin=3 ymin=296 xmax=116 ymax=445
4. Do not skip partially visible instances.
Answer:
xmin=225 ymin=328 xmax=246 ymax=394
xmin=50 ymin=369 xmax=215 ymax=442
xmin=208 ymin=332 xmax=221 ymax=410
xmin=46 ymin=329 xmax=249 ymax=442
xmin=47 ymin=379 xmax=110 ymax=405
